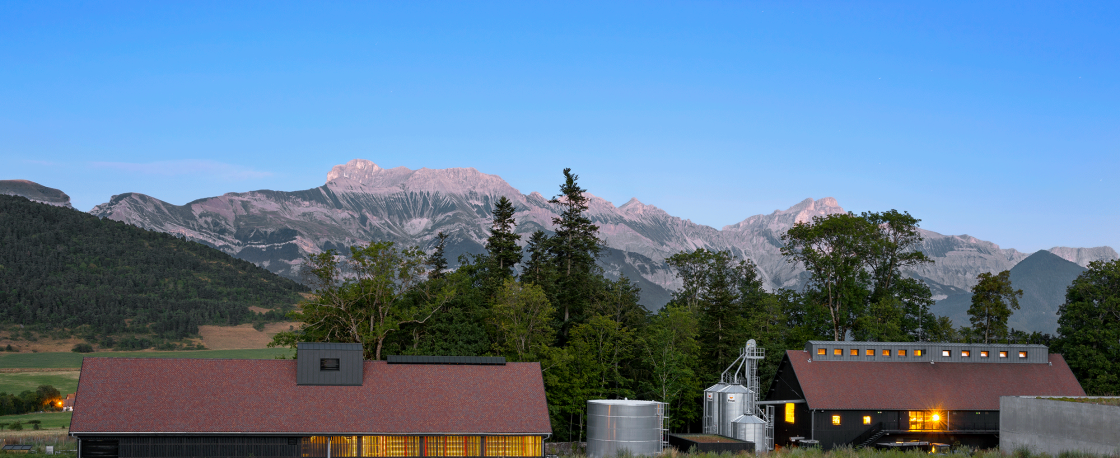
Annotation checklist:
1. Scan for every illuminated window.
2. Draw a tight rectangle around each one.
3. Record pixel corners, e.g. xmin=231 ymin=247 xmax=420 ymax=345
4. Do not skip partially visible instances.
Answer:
xmin=914 ymin=349 xmax=923 ymax=357
xmin=882 ymin=349 xmax=890 ymax=357
xmin=1019 ymin=351 xmax=1027 ymax=358
xmin=907 ymin=411 xmax=944 ymax=431
xmin=898 ymin=350 xmax=907 ymax=357
xmin=359 ymin=436 xmax=421 ymax=457
xmin=865 ymin=349 xmax=874 ymax=356
xmin=832 ymin=415 xmax=841 ymax=426
xmin=980 ymin=351 xmax=989 ymax=358
xmin=942 ymin=350 xmax=950 ymax=357
xmin=484 ymin=437 xmax=543 ymax=457
xmin=304 ymin=436 xmax=360 ymax=457
xmin=426 ymin=437 xmax=482 ymax=457
xmin=834 ymin=348 xmax=842 ymax=356
xmin=817 ymin=348 xmax=826 ymax=355
xmin=863 ymin=416 xmax=871 ymax=425
xmin=785 ymin=403 xmax=795 ymax=424
xmin=850 ymin=349 xmax=859 ymax=356
xmin=961 ymin=350 xmax=970 ymax=357
xmin=1000 ymin=351 xmax=1008 ymax=358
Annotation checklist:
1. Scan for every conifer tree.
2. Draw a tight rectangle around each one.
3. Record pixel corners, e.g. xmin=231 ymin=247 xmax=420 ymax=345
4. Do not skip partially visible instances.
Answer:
xmin=547 ymin=168 xmax=602 ymax=330
xmin=485 ymin=197 xmax=522 ymax=277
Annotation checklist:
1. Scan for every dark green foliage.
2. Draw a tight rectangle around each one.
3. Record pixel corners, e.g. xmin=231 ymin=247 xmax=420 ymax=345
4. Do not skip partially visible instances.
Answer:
xmin=781 ymin=210 xmax=940 ymax=342
xmin=1053 ymin=260 xmax=1120 ymax=395
xmin=968 ymin=270 xmax=1023 ymax=344
xmin=0 ymin=195 xmax=306 ymax=340
xmin=0 ymin=384 xmax=61 ymax=416
xmin=486 ymin=197 xmax=522 ymax=277
xmin=70 ymin=343 xmax=93 ymax=353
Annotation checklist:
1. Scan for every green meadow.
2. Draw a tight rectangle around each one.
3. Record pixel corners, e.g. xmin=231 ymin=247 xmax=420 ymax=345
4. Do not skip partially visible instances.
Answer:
xmin=0 ymin=348 xmax=292 ymax=369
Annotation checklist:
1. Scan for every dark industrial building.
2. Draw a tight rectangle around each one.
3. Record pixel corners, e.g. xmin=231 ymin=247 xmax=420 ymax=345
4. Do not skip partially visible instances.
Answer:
xmin=70 ymin=343 xmax=551 ymax=458
xmin=764 ymin=341 xmax=1084 ymax=450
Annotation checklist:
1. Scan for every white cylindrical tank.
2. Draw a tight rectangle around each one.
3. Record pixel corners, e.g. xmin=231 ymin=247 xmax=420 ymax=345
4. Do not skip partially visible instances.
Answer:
xmin=586 ymin=400 xmax=664 ymax=458
xmin=732 ymin=414 xmax=767 ymax=451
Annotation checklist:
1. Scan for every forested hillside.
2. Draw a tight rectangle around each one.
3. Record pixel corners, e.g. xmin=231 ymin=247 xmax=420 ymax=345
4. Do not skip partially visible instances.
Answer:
xmin=0 ymin=195 xmax=306 ymax=341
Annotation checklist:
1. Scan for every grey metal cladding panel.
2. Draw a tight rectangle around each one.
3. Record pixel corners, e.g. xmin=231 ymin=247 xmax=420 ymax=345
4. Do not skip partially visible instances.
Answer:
xmin=297 ymin=349 xmax=364 ymax=385
xmin=298 ymin=342 xmax=363 ymax=351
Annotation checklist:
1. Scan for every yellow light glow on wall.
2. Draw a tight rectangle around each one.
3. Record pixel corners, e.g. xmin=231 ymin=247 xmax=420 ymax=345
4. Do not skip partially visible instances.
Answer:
xmin=785 ymin=403 xmax=795 ymax=423
xmin=484 ymin=436 xmax=541 ymax=457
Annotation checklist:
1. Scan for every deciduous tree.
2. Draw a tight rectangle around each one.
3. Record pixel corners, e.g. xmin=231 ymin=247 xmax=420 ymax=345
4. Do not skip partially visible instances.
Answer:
xmin=1054 ymin=260 xmax=1120 ymax=395
xmin=967 ymin=270 xmax=1022 ymax=344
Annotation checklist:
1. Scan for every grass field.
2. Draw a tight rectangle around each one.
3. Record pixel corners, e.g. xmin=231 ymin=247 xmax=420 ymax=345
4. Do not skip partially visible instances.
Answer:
xmin=0 ymin=348 xmax=293 ymax=369
xmin=0 ymin=371 xmax=80 ymax=395
xmin=0 ymin=411 xmax=72 ymax=430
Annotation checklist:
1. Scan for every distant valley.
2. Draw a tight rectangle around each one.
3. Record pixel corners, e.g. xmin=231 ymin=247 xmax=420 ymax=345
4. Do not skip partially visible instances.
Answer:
xmin=4 ymin=160 xmax=1116 ymax=335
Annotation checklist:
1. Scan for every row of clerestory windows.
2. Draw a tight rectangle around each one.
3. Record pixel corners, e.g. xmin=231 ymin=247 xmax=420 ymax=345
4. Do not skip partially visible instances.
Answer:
xmin=817 ymin=348 xmax=1029 ymax=359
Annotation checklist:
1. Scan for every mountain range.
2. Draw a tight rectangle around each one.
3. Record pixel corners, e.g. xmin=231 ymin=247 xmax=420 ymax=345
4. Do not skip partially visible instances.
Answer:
xmin=4 ymin=160 xmax=1117 ymax=334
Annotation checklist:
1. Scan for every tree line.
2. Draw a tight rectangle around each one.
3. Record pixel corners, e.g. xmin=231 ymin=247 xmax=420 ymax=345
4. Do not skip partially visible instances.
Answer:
xmin=0 ymin=195 xmax=306 ymax=343
xmin=0 ymin=385 xmax=61 ymax=417
xmin=271 ymin=168 xmax=1120 ymax=438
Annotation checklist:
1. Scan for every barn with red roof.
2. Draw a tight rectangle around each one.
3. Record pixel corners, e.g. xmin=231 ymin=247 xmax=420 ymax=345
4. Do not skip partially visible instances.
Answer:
xmin=69 ymin=343 xmax=551 ymax=458
xmin=763 ymin=341 xmax=1084 ymax=450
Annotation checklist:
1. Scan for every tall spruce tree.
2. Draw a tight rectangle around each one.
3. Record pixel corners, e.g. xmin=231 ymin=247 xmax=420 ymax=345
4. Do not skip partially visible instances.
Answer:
xmin=486 ymin=197 xmax=522 ymax=277
xmin=427 ymin=232 xmax=450 ymax=280
xmin=547 ymin=168 xmax=602 ymax=331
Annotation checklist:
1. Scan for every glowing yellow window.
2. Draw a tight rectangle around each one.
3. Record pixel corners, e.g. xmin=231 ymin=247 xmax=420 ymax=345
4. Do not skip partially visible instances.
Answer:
xmin=361 ymin=436 xmax=421 ymax=457
xmin=834 ymin=348 xmax=842 ymax=356
xmin=483 ymin=437 xmax=542 ymax=457
xmin=961 ymin=350 xmax=970 ymax=357
xmin=863 ymin=416 xmax=871 ymax=425
xmin=898 ymin=349 xmax=907 ymax=357
xmin=817 ymin=348 xmax=826 ymax=355
xmin=426 ymin=437 xmax=482 ymax=457
xmin=1019 ymin=351 xmax=1027 ymax=358
xmin=942 ymin=350 xmax=950 ymax=357
xmin=1000 ymin=351 xmax=1008 ymax=358
xmin=914 ymin=349 xmax=923 ymax=357
xmin=980 ymin=351 xmax=989 ymax=358
xmin=882 ymin=349 xmax=890 ymax=357
xmin=832 ymin=415 xmax=841 ymax=426
xmin=785 ymin=403 xmax=795 ymax=424
xmin=865 ymin=349 xmax=874 ymax=356
xmin=907 ymin=411 xmax=944 ymax=431
xmin=850 ymin=349 xmax=858 ymax=356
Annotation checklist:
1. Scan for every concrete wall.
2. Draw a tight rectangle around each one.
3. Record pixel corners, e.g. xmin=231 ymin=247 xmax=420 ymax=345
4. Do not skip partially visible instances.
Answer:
xmin=1000 ymin=396 xmax=1120 ymax=456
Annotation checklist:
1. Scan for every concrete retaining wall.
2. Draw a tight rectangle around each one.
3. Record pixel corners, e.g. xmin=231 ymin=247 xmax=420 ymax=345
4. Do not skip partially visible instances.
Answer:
xmin=1000 ymin=396 xmax=1120 ymax=456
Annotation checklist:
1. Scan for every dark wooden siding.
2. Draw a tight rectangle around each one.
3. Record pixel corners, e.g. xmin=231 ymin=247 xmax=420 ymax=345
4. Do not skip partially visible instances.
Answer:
xmin=81 ymin=436 xmax=299 ymax=458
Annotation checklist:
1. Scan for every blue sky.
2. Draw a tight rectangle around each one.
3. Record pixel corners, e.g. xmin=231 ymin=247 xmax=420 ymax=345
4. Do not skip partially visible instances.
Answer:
xmin=2 ymin=1 xmax=1117 ymax=252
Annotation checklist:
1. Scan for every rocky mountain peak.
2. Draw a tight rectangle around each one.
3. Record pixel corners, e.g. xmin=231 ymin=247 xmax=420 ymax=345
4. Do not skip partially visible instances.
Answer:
xmin=0 ymin=180 xmax=73 ymax=208
xmin=1048 ymin=246 xmax=1120 ymax=267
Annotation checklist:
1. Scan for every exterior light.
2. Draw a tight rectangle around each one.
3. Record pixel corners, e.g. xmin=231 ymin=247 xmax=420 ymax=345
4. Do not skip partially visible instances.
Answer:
xmin=932 ymin=414 xmax=940 ymax=422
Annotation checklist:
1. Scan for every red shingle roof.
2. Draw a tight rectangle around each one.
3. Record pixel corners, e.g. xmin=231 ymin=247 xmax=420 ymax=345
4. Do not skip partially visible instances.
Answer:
xmin=70 ymin=358 xmax=551 ymax=435
xmin=784 ymin=350 xmax=1084 ymax=411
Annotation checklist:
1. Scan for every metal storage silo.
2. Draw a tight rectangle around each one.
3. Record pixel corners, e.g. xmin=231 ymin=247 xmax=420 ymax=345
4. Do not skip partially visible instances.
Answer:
xmin=586 ymin=400 xmax=665 ymax=458
xmin=732 ymin=414 xmax=767 ymax=448
xmin=702 ymin=382 xmax=727 ymax=434
xmin=717 ymin=384 xmax=751 ymax=437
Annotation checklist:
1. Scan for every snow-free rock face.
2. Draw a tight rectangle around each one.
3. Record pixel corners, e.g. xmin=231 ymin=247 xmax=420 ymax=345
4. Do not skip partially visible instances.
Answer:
xmin=0 ymin=180 xmax=73 ymax=208
xmin=90 ymin=159 xmax=1117 ymax=312
xmin=1047 ymin=246 xmax=1120 ymax=267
